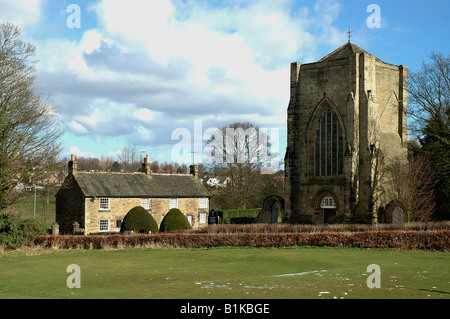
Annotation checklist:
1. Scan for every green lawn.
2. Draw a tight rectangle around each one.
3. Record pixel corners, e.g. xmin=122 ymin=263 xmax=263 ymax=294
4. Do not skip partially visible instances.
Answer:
xmin=0 ymin=247 xmax=448 ymax=299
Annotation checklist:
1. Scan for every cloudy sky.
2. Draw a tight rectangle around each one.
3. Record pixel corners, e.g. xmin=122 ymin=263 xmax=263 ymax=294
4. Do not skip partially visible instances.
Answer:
xmin=1 ymin=0 xmax=449 ymax=164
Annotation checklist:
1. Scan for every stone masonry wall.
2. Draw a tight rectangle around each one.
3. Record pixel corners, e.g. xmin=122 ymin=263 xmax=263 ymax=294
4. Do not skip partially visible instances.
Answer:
xmin=286 ymin=58 xmax=351 ymax=221
xmin=285 ymin=47 xmax=408 ymax=224
xmin=84 ymin=197 xmax=209 ymax=234
xmin=55 ymin=174 xmax=85 ymax=234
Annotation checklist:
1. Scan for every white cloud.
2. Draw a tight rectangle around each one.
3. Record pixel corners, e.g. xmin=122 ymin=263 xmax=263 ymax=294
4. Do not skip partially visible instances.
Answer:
xmin=68 ymin=146 xmax=95 ymax=158
xmin=80 ymin=29 xmax=105 ymax=54
xmin=133 ymin=108 xmax=164 ymax=123
xmin=0 ymin=0 xmax=43 ymax=27
xmin=31 ymin=0 xmax=345 ymax=160
xmin=68 ymin=121 xmax=89 ymax=135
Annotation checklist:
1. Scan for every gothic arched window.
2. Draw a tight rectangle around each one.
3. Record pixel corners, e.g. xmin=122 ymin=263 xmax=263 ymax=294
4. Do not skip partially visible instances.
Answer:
xmin=315 ymin=106 xmax=344 ymax=177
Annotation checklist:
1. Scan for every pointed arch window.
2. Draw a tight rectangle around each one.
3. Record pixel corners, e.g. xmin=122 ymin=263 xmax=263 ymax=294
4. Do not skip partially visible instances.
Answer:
xmin=315 ymin=106 xmax=344 ymax=176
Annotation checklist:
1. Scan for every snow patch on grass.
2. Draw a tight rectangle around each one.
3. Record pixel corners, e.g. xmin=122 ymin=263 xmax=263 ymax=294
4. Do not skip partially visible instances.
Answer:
xmin=273 ymin=270 xmax=327 ymax=277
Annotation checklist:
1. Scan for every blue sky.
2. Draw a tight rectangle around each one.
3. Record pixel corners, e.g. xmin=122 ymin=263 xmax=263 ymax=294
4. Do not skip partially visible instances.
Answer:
xmin=1 ymin=0 xmax=449 ymax=165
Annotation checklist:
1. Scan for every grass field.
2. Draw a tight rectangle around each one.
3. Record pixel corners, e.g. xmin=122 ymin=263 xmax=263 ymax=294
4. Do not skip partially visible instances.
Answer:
xmin=0 ymin=247 xmax=448 ymax=299
xmin=9 ymin=194 xmax=56 ymax=228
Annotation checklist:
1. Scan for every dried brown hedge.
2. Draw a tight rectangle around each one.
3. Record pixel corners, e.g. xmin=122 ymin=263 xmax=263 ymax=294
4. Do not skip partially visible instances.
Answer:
xmin=34 ymin=230 xmax=450 ymax=251
xmin=187 ymin=222 xmax=450 ymax=234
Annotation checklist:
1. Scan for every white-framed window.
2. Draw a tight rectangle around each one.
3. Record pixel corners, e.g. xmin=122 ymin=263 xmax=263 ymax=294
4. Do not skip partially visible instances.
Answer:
xmin=99 ymin=198 xmax=110 ymax=211
xmin=141 ymin=198 xmax=150 ymax=210
xmin=199 ymin=198 xmax=208 ymax=209
xmin=99 ymin=219 xmax=110 ymax=232
xmin=199 ymin=212 xmax=207 ymax=224
xmin=187 ymin=215 xmax=193 ymax=226
xmin=169 ymin=198 xmax=178 ymax=209
xmin=320 ymin=196 xmax=336 ymax=209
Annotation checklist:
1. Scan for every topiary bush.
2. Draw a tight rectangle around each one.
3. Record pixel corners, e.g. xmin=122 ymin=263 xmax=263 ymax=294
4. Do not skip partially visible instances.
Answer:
xmin=120 ymin=206 xmax=158 ymax=234
xmin=159 ymin=208 xmax=192 ymax=232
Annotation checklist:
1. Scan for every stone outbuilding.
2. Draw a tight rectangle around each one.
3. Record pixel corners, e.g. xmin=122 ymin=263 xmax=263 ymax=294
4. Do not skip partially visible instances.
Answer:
xmin=55 ymin=155 xmax=211 ymax=234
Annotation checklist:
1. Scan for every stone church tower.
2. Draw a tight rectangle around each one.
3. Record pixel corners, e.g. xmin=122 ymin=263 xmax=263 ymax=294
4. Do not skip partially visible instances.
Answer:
xmin=284 ymin=41 xmax=408 ymax=224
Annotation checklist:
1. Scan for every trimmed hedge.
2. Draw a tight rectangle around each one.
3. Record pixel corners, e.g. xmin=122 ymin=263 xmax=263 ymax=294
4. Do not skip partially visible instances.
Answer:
xmin=159 ymin=208 xmax=192 ymax=232
xmin=34 ymin=230 xmax=450 ymax=251
xmin=221 ymin=209 xmax=260 ymax=224
xmin=222 ymin=209 xmax=261 ymax=219
xmin=189 ymin=221 xmax=450 ymax=233
xmin=120 ymin=206 xmax=158 ymax=233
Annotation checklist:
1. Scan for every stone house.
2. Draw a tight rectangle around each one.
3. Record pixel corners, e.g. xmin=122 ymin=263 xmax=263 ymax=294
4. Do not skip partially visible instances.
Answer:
xmin=262 ymin=41 xmax=408 ymax=225
xmin=55 ymin=155 xmax=211 ymax=234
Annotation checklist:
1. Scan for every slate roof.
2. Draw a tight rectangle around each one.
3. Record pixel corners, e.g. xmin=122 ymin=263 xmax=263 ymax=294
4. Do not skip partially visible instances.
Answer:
xmin=73 ymin=172 xmax=211 ymax=198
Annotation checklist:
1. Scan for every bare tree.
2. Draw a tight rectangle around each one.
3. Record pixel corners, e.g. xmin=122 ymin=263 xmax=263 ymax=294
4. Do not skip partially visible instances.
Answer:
xmin=204 ymin=122 xmax=279 ymax=209
xmin=118 ymin=144 xmax=141 ymax=172
xmin=160 ymin=161 xmax=174 ymax=173
xmin=100 ymin=154 xmax=115 ymax=171
xmin=0 ymin=23 xmax=63 ymax=209
xmin=76 ymin=156 xmax=103 ymax=171
xmin=385 ymin=154 xmax=437 ymax=222
xmin=150 ymin=160 xmax=160 ymax=173
xmin=408 ymin=52 xmax=450 ymax=140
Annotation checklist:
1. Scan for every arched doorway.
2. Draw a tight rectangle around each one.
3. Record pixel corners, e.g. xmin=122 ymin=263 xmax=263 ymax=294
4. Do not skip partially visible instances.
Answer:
xmin=384 ymin=201 xmax=406 ymax=224
xmin=258 ymin=195 xmax=285 ymax=224
xmin=320 ymin=195 xmax=336 ymax=224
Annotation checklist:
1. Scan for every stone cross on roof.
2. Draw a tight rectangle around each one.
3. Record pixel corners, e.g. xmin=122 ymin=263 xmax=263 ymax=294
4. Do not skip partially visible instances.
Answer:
xmin=346 ymin=26 xmax=352 ymax=43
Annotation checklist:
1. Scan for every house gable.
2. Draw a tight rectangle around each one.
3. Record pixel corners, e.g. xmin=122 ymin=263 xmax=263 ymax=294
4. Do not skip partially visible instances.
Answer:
xmin=55 ymin=173 xmax=86 ymax=234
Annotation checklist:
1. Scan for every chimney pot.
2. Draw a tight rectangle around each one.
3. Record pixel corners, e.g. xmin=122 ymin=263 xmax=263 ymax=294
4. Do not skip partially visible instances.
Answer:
xmin=190 ymin=164 xmax=198 ymax=178
xmin=68 ymin=154 xmax=77 ymax=175
xmin=142 ymin=155 xmax=151 ymax=175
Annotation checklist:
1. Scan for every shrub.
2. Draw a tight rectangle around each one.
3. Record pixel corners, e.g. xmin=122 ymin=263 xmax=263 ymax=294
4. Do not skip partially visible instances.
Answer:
xmin=120 ymin=206 xmax=158 ymax=234
xmin=0 ymin=212 xmax=47 ymax=250
xmin=159 ymin=208 xmax=192 ymax=232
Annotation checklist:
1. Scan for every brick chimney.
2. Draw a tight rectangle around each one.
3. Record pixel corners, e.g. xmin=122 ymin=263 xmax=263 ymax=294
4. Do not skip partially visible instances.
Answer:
xmin=68 ymin=154 xmax=77 ymax=175
xmin=142 ymin=155 xmax=151 ymax=175
xmin=190 ymin=164 xmax=198 ymax=178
